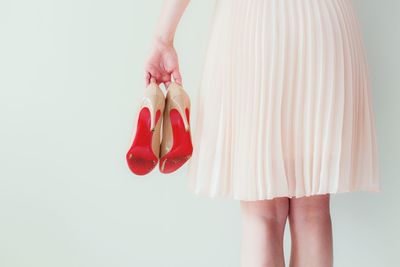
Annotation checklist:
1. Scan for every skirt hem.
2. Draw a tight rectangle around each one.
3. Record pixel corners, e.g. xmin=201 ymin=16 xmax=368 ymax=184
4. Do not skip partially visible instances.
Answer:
xmin=188 ymin=183 xmax=381 ymax=201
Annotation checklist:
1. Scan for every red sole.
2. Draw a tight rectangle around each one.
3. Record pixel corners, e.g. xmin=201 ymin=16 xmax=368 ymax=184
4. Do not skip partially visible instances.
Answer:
xmin=126 ymin=107 xmax=161 ymax=175
xmin=159 ymin=108 xmax=193 ymax=174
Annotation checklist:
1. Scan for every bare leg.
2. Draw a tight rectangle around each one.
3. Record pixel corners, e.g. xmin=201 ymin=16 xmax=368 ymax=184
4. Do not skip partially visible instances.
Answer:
xmin=240 ymin=197 xmax=289 ymax=267
xmin=288 ymin=194 xmax=333 ymax=267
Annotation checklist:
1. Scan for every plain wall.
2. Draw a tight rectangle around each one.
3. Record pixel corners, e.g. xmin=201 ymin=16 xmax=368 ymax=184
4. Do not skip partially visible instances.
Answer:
xmin=0 ymin=0 xmax=399 ymax=266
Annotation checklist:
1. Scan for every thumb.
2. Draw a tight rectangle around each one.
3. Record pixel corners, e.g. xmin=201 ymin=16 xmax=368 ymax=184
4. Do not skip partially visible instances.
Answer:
xmin=172 ymin=68 xmax=182 ymax=85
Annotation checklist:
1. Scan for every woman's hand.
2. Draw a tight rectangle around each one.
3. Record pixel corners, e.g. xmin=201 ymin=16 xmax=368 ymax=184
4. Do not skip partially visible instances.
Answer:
xmin=145 ymin=38 xmax=182 ymax=88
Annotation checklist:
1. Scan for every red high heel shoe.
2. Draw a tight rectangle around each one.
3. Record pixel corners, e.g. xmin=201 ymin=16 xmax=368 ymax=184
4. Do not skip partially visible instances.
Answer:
xmin=159 ymin=82 xmax=193 ymax=174
xmin=126 ymin=82 xmax=165 ymax=175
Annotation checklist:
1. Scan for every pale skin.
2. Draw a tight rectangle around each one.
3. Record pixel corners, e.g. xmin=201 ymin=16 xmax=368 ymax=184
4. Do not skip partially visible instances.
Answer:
xmin=145 ymin=1 xmax=333 ymax=266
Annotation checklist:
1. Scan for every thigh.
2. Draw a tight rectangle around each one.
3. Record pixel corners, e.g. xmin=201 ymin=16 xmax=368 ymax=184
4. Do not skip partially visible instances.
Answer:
xmin=240 ymin=197 xmax=290 ymax=222
xmin=289 ymin=194 xmax=330 ymax=217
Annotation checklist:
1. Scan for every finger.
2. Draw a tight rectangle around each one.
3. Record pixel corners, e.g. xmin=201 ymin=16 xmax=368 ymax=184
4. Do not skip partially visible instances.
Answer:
xmin=145 ymin=65 xmax=162 ymax=84
xmin=145 ymin=72 xmax=160 ymax=87
xmin=145 ymin=72 xmax=151 ymax=86
xmin=172 ymin=68 xmax=182 ymax=85
xmin=161 ymin=73 xmax=171 ymax=86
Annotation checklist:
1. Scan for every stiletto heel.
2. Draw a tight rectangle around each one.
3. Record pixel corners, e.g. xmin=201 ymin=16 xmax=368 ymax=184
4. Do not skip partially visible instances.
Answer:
xmin=159 ymin=82 xmax=193 ymax=174
xmin=126 ymin=82 xmax=165 ymax=175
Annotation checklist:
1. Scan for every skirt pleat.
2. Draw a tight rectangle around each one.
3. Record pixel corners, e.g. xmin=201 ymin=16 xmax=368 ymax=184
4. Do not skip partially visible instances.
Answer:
xmin=186 ymin=0 xmax=380 ymax=201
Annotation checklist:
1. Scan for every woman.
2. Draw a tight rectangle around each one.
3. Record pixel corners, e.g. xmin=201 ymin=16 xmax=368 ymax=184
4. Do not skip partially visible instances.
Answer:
xmin=144 ymin=0 xmax=380 ymax=266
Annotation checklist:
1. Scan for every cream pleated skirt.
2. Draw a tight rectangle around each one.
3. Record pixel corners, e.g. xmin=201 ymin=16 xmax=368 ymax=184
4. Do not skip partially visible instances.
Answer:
xmin=186 ymin=0 xmax=381 ymax=201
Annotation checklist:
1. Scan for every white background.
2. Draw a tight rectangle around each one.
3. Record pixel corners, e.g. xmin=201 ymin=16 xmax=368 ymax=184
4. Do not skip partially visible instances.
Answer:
xmin=0 ymin=0 xmax=399 ymax=266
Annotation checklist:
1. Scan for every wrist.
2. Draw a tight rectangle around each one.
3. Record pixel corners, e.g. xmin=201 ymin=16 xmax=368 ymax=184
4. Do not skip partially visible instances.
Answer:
xmin=154 ymin=34 xmax=174 ymax=48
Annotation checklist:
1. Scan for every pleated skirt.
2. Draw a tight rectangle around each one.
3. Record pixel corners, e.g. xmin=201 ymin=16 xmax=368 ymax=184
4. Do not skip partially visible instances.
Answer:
xmin=186 ymin=0 xmax=381 ymax=201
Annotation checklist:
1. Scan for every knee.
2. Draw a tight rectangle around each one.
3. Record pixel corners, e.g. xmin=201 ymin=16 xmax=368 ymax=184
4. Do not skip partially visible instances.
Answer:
xmin=240 ymin=197 xmax=289 ymax=225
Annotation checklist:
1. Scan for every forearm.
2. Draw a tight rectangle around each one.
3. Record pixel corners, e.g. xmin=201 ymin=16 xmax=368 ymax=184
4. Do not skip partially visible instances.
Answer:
xmin=154 ymin=0 xmax=190 ymax=45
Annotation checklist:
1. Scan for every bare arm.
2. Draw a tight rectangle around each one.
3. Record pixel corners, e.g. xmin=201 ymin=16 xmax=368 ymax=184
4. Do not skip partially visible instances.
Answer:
xmin=145 ymin=0 xmax=190 ymax=87
xmin=156 ymin=0 xmax=190 ymax=44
